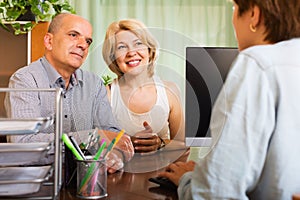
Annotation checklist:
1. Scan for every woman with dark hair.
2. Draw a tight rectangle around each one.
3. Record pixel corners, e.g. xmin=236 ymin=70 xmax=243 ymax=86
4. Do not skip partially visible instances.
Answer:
xmin=159 ymin=0 xmax=300 ymax=199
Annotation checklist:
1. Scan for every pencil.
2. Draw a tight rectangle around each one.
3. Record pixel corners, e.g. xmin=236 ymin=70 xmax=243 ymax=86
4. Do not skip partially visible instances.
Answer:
xmin=79 ymin=129 xmax=125 ymax=193
xmin=94 ymin=139 xmax=106 ymax=159
xmin=102 ymin=138 xmax=116 ymax=158
xmin=114 ymin=129 xmax=125 ymax=146
xmin=104 ymin=129 xmax=125 ymax=158
xmin=79 ymin=139 xmax=107 ymax=193
xmin=90 ymin=139 xmax=106 ymax=194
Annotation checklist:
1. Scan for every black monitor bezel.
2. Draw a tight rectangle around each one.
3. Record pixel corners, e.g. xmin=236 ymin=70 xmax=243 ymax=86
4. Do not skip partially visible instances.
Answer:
xmin=185 ymin=47 xmax=238 ymax=146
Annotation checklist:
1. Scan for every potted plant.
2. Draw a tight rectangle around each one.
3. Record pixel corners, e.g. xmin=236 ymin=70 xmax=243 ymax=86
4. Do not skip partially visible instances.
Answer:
xmin=101 ymin=75 xmax=113 ymax=86
xmin=0 ymin=0 xmax=75 ymax=35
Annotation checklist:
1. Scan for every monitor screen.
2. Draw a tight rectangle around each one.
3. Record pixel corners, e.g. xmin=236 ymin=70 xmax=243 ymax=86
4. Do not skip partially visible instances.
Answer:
xmin=185 ymin=47 xmax=239 ymax=146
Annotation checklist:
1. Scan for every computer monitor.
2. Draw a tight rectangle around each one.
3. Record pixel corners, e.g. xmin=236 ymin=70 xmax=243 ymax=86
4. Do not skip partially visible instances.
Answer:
xmin=185 ymin=47 xmax=239 ymax=146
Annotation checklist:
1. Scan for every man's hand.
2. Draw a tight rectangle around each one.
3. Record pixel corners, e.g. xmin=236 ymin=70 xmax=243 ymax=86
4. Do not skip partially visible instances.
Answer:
xmin=158 ymin=160 xmax=196 ymax=185
xmin=98 ymin=129 xmax=134 ymax=162
xmin=106 ymin=151 xmax=124 ymax=174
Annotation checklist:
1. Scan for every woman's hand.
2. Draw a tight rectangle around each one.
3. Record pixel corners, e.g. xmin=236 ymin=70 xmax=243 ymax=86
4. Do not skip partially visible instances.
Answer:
xmin=158 ymin=160 xmax=196 ymax=185
xmin=131 ymin=121 xmax=162 ymax=153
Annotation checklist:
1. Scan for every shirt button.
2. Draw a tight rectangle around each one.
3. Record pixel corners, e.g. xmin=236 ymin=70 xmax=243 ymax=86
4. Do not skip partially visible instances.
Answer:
xmin=65 ymin=115 xmax=67 ymax=118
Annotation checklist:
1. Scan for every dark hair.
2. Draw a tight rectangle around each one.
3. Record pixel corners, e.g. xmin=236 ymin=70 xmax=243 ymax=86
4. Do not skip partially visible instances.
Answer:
xmin=233 ymin=0 xmax=300 ymax=43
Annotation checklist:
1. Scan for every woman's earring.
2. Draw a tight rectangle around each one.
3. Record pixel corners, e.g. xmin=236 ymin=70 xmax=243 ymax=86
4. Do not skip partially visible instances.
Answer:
xmin=250 ymin=24 xmax=257 ymax=33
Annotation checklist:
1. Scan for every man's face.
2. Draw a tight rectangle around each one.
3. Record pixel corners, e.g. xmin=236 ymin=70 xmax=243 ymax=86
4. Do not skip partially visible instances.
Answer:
xmin=45 ymin=15 xmax=93 ymax=74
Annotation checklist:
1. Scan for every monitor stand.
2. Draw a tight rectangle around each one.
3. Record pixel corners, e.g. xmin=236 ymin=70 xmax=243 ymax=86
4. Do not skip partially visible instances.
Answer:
xmin=186 ymin=137 xmax=212 ymax=147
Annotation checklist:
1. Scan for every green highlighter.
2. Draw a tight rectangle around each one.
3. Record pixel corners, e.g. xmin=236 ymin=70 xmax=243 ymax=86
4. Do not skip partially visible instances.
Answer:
xmin=62 ymin=133 xmax=84 ymax=160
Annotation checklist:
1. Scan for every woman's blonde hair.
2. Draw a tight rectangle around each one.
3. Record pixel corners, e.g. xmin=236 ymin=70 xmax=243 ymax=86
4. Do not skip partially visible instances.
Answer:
xmin=102 ymin=19 xmax=159 ymax=77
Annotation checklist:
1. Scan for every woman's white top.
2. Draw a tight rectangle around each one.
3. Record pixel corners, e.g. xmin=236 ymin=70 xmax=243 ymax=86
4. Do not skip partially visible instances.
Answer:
xmin=110 ymin=75 xmax=170 ymax=139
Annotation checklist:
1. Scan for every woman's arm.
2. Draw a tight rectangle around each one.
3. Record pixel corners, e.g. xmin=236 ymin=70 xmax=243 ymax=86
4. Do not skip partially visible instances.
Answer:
xmin=164 ymin=81 xmax=185 ymax=144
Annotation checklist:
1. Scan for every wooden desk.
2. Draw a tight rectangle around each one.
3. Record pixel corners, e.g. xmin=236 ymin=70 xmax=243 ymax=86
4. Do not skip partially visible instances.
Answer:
xmin=60 ymin=147 xmax=189 ymax=200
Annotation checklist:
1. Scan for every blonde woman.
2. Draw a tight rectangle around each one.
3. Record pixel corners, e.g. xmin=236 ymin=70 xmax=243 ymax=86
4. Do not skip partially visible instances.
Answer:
xmin=102 ymin=19 xmax=185 ymax=153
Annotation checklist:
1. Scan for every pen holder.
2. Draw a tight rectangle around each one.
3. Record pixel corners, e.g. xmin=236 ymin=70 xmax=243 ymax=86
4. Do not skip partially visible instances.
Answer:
xmin=64 ymin=147 xmax=77 ymax=189
xmin=76 ymin=157 xmax=107 ymax=199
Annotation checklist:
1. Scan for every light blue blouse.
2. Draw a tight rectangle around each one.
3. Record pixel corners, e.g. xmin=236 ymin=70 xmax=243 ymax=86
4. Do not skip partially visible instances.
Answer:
xmin=179 ymin=39 xmax=300 ymax=200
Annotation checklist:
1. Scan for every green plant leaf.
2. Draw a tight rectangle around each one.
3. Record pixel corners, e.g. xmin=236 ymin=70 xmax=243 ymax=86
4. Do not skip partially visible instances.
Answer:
xmin=0 ymin=0 xmax=75 ymax=35
xmin=101 ymin=75 xmax=113 ymax=86
xmin=23 ymin=22 xmax=34 ymax=31
xmin=0 ymin=22 xmax=10 ymax=32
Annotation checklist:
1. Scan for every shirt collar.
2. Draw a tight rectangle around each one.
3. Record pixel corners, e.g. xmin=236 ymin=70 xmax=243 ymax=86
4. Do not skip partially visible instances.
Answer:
xmin=40 ymin=56 xmax=80 ymax=88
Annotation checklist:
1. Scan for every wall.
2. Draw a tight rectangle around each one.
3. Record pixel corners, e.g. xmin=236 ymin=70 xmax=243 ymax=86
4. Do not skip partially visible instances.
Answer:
xmin=0 ymin=27 xmax=28 ymax=118
xmin=0 ymin=22 xmax=48 ymax=118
